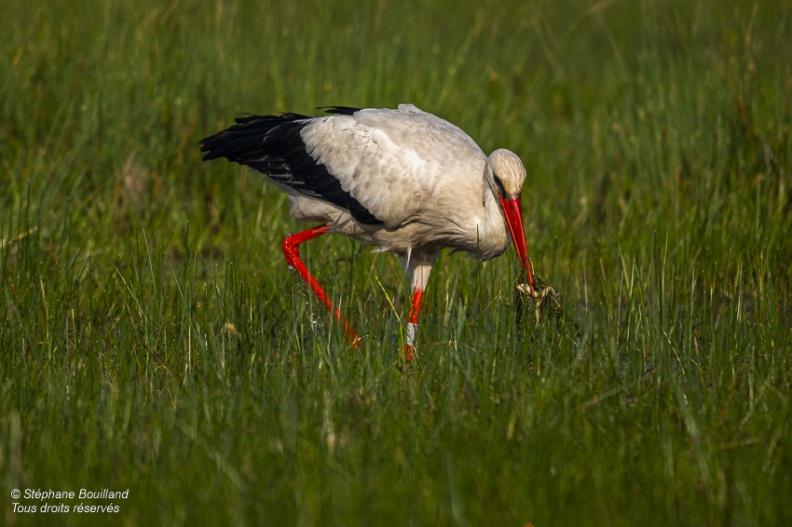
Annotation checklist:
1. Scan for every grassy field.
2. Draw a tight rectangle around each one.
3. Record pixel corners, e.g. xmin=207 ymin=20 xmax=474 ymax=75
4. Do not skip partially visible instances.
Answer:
xmin=1 ymin=0 xmax=791 ymax=525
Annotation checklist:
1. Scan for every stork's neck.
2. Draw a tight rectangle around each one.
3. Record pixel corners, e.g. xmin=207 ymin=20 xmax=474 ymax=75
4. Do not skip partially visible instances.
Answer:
xmin=477 ymin=185 xmax=511 ymax=260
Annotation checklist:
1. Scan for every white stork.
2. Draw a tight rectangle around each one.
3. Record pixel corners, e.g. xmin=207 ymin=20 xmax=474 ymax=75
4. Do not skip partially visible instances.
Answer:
xmin=200 ymin=104 xmax=536 ymax=359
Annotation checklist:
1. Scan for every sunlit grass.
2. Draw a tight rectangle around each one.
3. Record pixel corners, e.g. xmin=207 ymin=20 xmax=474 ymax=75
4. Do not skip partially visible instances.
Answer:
xmin=1 ymin=0 xmax=791 ymax=525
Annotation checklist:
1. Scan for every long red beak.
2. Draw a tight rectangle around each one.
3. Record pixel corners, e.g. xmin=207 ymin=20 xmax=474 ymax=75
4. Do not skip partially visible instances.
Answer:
xmin=500 ymin=196 xmax=535 ymax=295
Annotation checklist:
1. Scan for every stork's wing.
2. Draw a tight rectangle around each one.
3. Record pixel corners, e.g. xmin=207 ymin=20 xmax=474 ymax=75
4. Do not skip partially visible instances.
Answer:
xmin=200 ymin=112 xmax=381 ymax=225
xmin=200 ymin=104 xmax=487 ymax=228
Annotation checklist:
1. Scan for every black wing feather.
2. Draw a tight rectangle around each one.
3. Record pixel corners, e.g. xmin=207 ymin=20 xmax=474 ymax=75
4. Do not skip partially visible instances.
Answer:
xmin=200 ymin=111 xmax=381 ymax=225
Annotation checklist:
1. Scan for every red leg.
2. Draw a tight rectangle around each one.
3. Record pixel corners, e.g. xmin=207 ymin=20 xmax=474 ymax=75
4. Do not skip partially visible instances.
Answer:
xmin=282 ymin=224 xmax=360 ymax=347
xmin=402 ymin=288 xmax=424 ymax=361
xmin=402 ymin=258 xmax=434 ymax=361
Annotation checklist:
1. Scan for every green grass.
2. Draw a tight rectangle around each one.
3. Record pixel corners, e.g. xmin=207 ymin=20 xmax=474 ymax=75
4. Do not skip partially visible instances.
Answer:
xmin=1 ymin=0 xmax=791 ymax=525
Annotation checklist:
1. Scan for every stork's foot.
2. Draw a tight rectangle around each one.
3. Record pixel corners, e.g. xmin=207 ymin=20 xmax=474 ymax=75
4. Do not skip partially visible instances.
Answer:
xmin=402 ymin=343 xmax=415 ymax=362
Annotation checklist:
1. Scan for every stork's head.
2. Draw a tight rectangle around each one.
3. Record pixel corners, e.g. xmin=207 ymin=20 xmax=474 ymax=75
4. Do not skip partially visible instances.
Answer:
xmin=487 ymin=149 xmax=535 ymax=294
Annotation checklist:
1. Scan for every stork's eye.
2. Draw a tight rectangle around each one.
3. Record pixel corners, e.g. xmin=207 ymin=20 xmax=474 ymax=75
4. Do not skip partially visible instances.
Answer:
xmin=493 ymin=174 xmax=507 ymax=196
